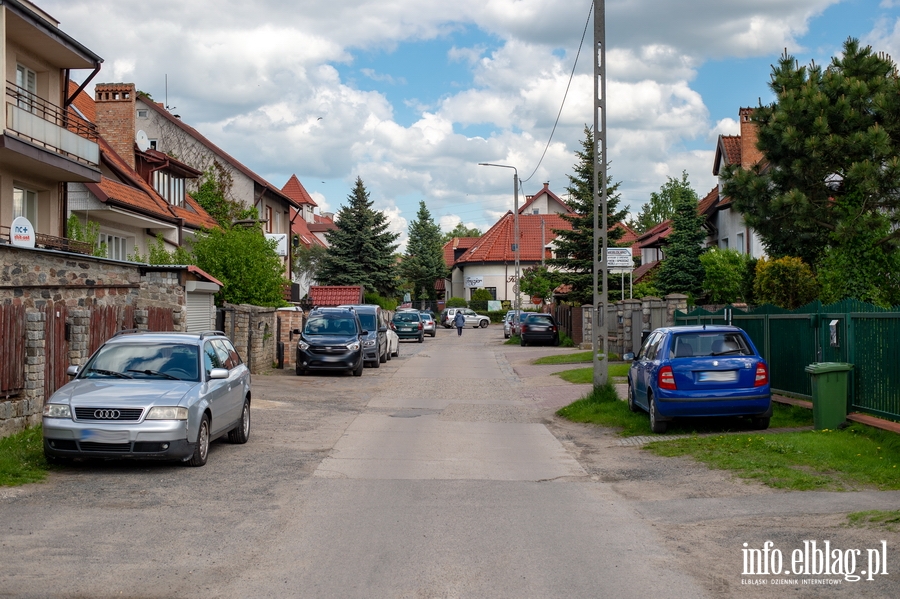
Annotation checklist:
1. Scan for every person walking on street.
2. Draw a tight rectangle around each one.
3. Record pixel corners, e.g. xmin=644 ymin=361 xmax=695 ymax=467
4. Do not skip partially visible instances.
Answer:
xmin=454 ymin=311 xmax=466 ymax=336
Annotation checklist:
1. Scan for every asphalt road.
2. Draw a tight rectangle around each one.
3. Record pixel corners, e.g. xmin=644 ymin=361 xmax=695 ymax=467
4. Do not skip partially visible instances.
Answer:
xmin=0 ymin=326 xmax=710 ymax=598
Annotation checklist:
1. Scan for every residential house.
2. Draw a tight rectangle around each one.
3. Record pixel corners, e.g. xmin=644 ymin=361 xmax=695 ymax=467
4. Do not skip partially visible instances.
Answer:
xmin=91 ymin=82 xmax=302 ymax=279
xmin=0 ymin=0 xmax=102 ymax=251
xmin=281 ymin=173 xmax=328 ymax=298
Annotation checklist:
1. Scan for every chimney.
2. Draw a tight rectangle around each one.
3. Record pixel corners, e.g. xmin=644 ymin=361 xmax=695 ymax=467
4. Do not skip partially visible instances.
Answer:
xmin=94 ymin=83 xmax=136 ymax=169
xmin=739 ymin=107 xmax=763 ymax=169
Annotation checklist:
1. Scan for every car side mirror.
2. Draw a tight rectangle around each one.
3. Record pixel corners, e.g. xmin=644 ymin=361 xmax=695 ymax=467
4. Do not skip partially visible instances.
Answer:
xmin=66 ymin=365 xmax=79 ymax=377
xmin=208 ymin=368 xmax=229 ymax=380
xmin=360 ymin=330 xmax=368 ymax=336
xmin=624 ymin=352 xmax=635 ymax=361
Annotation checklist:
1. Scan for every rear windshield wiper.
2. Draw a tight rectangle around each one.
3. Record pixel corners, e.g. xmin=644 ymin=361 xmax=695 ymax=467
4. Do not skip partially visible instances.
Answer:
xmin=88 ymin=368 xmax=133 ymax=379
xmin=126 ymin=369 xmax=182 ymax=380
xmin=711 ymin=349 xmax=744 ymax=356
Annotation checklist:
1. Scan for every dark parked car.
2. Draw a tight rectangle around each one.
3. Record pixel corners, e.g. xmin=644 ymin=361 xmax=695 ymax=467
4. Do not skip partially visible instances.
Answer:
xmin=519 ymin=313 xmax=559 ymax=346
xmin=391 ymin=310 xmax=424 ymax=342
xmin=627 ymin=325 xmax=772 ymax=433
xmin=42 ymin=330 xmax=251 ymax=467
xmin=338 ymin=304 xmax=389 ymax=367
xmin=294 ymin=308 xmax=365 ymax=376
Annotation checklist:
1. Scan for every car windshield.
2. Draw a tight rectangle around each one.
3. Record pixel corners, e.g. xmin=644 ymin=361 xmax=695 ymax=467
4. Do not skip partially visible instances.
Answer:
xmin=670 ymin=332 xmax=751 ymax=358
xmin=305 ymin=315 xmax=358 ymax=335
xmin=357 ymin=313 xmax=377 ymax=331
xmin=395 ymin=312 xmax=419 ymax=322
xmin=526 ymin=315 xmax=553 ymax=325
xmin=83 ymin=343 xmax=200 ymax=381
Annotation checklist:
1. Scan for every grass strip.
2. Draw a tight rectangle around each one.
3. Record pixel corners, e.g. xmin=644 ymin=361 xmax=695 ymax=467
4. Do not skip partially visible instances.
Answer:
xmin=557 ymin=389 xmax=813 ymax=437
xmin=0 ymin=426 xmax=49 ymax=486
xmin=647 ymin=425 xmax=900 ymax=491
xmin=846 ymin=510 xmax=900 ymax=532
xmin=555 ymin=364 xmax=630 ymax=384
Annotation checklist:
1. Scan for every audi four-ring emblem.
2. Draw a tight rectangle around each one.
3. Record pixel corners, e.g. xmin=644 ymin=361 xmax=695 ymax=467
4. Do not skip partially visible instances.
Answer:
xmin=94 ymin=409 xmax=121 ymax=419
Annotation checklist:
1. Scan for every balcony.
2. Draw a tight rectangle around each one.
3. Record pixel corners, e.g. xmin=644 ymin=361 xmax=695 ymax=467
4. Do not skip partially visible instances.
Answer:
xmin=0 ymin=225 xmax=93 ymax=255
xmin=4 ymin=83 xmax=100 ymax=169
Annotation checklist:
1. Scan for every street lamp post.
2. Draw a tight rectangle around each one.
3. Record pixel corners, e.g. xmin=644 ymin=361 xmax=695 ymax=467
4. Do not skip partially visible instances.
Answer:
xmin=478 ymin=163 xmax=519 ymax=313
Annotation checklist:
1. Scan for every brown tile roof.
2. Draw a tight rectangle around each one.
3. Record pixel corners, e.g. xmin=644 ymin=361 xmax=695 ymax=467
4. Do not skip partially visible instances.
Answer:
xmin=632 ymin=260 xmax=660 ymax=283
xmin=291 ymin=215 xmax=325 ymax=249
xmin=309 ymin=285 xmax=364 ymax=307
xmin=67 ymin=80 xmax=96 ymax=122
xmin=636 ymin=219 xmax=673 ymax=249
xmin=456 ymin=212 xmax=572 ymax=264
xmin=698 ymin=186 xmax=720 ymax=215
xmin=612 ymin=222 xmax=641 ymax=257
xmin=442 ymin=236 xmax=479 ymax=268
xmin=137 ymin=92 xmax=300 ymax=210
xmin=282 ymin=174 xmax=318 ymax=207
xmin=713 ymin=135 xmax=742 ymax=176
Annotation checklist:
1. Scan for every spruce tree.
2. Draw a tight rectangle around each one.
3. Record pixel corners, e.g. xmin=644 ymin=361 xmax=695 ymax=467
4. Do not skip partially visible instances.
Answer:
xmin=545 ymin=126 xmax=626 ymax=305
xmin=655 ymin=182 xmax=705 ymax=298
xmin=402 ymin=201 xmax=447 ymax=301
xmin=318 ymin=177 xmax=399 ymax=297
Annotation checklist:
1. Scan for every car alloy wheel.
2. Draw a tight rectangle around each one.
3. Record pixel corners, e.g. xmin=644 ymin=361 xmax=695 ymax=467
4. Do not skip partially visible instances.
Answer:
xmin=187 ymin=414 xmax=210 ymax=467
xmin=649 ymin=395 xmax=667 ymax=434
xmin=627 ymin=382 xmax=639 ymax=413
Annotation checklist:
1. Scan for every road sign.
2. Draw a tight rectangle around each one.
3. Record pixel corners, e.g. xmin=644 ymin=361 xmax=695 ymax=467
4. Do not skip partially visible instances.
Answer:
xmin=605 ymin=248 xmax=633 ymax=269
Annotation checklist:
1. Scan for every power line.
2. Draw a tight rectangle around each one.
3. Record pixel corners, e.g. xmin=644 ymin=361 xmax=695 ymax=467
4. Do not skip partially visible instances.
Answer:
xmin=521 ymin=1 xmax=594 ymax=184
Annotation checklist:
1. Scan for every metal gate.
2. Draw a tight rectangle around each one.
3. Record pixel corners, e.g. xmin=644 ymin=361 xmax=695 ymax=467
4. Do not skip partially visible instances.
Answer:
xmin=0 ymin=304 xmax=26 ymax=396
xmin=147 ymin=307 xmax=174 ymax=331
xmin=43 ymin=303 xmax=69 ymax=399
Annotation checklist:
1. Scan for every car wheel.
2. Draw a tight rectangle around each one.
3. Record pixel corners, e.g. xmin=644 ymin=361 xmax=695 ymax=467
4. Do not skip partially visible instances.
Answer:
xmin=480 ymin=319 xmax=488 ymax=328
xmin=295 ymin=364 xmax=306 ymax=376
xmin=386 ymin=348 xmax=391 ymax=361
xmin=520 ymin=337 xmax=527 ymax=347
xmin=187 ymin=414 xmax=210 ymax=467
xmin=353 ymin=360 xmax=364 ymax=377
xmin=418 ymin=334 xmax=424 ymax=343
xmin=228 ymin=399 xmax=251 ymax=444
xmin=393 ymin=344 xmax=400 ymax=357
xmin=379 ymin=347 xmax=387 ymax=363
xmin=430 ymin=331 xmax=436 ymax=337
xmin=649 ymin=395 xmax=667 ymax=434
xmin=751 ymin=416 xmax=770 ymax=430
xmin=504 ymin=332 xmax=510 ymax=339
xmin=553 ymin=335 xmax=560 ymax=346
xmin=372 ymin=356 xmax=380 ymax=368
xmin=627 ymin=382 xmax=639 ymax=413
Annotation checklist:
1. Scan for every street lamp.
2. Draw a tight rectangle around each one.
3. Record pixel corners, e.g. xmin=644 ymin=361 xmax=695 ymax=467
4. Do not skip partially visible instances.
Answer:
xmin=478 ymin=162 xmax=519 ymax=313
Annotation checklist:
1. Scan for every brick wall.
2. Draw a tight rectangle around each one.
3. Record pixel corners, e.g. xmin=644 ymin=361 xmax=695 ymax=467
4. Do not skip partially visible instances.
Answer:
xmin=0 ymin=245 xmax=186 ymax=438
xmin=94 ymin=82 xmax=137 ymax=170
xmin=275 ymin=307 xmax=306 ymax=369
xmin=219 ymin=304 xmax=276 ymax=375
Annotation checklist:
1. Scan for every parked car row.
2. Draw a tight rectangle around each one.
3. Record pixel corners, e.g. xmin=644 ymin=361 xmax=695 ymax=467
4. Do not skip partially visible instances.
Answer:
xmin=439 ymin=307 xmax=490 ymax=328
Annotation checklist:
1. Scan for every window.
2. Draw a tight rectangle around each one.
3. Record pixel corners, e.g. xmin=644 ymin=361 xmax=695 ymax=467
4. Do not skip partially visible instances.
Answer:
xmin=721 ymin=237 xmax=729 ymax=249
xmin=149 ymin=139 xmax=158 ymax=150
xmin=13 ymin=187 xmax=37 ymax=227
xmin=484 ymin=287 xmax=497 ymax=300
xmin=736 ymin=232 xmax=745 ymax=254
xmin=15 ymin=65 xmax=36 ymax=112
xmin=137 ymin=109 xmax=148 ymax=118
xmin=275 ymin=210 xmax=283 ymax=233
xmin=152 ymin=171 xmax=185 ymax=207
xmin=98 ymin=233 xmax=129 ymax=261
xmin=265 ymin=206 xmax=273 ymax=233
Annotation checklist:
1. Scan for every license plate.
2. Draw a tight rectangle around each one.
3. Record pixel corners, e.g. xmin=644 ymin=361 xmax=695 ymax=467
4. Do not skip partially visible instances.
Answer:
xmin=402 ymin=327 xmax=413 ymax=332
xmin=80 ymin=429 xmax=130 ymax=443
xmin=698 ymin=371 xmax=737 ymax=382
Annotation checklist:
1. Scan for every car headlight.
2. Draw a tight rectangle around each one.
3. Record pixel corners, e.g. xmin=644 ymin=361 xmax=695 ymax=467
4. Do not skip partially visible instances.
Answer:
xmin=362 ymin=339 xmax=376 ymax=348
xmin=146 ymin=406 xmax=189 ymax=420
xmin=43 ymin=404 xmax=71 ymax=419
xmin=297 ymin=341 xmax=310 ymax=351
xmin=347 ymin=341 xmax=361 ymax=351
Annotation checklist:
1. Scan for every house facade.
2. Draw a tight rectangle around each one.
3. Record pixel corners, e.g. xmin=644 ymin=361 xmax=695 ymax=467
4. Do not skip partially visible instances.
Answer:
xmin=0 ymin=0 xmax=102 ymax=251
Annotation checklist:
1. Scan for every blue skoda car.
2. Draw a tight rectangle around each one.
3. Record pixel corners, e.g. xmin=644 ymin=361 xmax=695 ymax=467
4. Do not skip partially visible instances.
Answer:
xmin=627 ymin=325 xmax=771 ymax=433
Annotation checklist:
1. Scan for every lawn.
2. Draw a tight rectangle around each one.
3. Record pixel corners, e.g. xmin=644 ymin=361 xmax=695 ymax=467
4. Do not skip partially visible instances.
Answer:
xmin=0 ymin=426 xmax=49 ymax=486
xmin=555 ymin=363 xmax=630 ymax=384
xmin=533 ymin=350 xmax=620 ymax=364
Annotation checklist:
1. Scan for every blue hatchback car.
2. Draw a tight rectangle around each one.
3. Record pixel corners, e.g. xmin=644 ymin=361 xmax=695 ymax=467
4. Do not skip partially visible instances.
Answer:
xmin=627 ymin=325 xmax=771 ymax=433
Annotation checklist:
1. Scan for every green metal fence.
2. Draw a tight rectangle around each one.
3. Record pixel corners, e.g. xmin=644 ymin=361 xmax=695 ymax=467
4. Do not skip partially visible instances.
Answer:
xmin=675 ymin=300 xmax=900 ymax=422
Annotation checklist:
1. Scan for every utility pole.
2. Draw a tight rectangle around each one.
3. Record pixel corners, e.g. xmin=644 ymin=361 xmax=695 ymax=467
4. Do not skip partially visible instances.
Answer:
xmin=592 ymin=0 xmax=609 ymax=388
xmin=478 ymin=163 xmax=520 ymax=313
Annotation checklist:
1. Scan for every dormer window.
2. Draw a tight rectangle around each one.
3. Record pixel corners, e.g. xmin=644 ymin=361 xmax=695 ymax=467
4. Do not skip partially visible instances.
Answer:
xmin=153 ymin=170 xmax=185 ymax=208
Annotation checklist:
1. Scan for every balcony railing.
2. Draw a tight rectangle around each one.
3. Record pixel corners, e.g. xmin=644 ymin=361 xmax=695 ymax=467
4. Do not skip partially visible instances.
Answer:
xmin=0 ymin=225 xmax=94 ymax=255
xmin=5 ymin=83 xmax=100 ymax=167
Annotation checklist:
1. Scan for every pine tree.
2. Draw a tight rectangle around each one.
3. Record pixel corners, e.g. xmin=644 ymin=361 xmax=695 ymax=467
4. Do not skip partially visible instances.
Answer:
xmin=401 ymin=201 xmax=447 ymax=301
xmin=655 ymin=181 xmax=705 ymax=298
xmin=723 ymin=38 xmax=900 ymax=305
xmin=318 ymin=177 xmax=400 ymax=297
xmin=545 ymin=126 xmax=627 ymax=305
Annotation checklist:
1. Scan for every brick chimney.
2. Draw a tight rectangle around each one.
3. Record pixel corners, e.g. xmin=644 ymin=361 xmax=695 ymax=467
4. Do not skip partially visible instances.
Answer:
xmin=739 ymin=107 xmax=763 ymax=169
xmin=94 ymin=83 xmax=136 ymax=169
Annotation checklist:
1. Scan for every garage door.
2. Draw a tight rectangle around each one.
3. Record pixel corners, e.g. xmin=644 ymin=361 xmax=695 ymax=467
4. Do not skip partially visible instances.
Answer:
xmin=186 ymin=292 xmax=214 ymax=332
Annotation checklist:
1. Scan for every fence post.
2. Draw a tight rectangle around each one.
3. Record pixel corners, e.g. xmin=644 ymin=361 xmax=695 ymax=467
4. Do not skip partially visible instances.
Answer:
xmin=665 ymin=294 xmax=689 ymax=326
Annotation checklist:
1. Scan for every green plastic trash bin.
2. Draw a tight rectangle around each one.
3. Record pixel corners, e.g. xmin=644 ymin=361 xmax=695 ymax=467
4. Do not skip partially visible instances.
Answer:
xmin=804 ymin=362 xmax=853 ymax=430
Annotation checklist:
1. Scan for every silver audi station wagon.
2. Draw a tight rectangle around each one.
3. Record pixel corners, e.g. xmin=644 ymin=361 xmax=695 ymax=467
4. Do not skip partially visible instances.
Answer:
xmin=42 ymin=330 xmax=251 ymax=467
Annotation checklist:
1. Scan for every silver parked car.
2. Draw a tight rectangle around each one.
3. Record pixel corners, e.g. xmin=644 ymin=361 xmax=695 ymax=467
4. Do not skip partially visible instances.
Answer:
xmin=42 ymin=330 xmax=251 ymax=467
xmin=420 ymin=311 xmax=437 ymax=337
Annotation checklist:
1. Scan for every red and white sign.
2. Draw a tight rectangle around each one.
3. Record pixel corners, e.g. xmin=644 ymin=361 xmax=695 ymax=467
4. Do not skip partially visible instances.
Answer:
xmin=10 ymin=217 xmax=35 ymax=248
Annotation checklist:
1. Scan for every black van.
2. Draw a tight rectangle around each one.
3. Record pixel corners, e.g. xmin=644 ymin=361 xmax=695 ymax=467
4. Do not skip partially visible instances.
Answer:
xmin=338 ymin=304 xmax=388 ymax=367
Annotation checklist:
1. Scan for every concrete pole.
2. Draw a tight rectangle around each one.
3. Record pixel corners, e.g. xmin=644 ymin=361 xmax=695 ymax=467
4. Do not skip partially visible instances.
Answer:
xmin=592 ymin=0 xmax=609 ymax=388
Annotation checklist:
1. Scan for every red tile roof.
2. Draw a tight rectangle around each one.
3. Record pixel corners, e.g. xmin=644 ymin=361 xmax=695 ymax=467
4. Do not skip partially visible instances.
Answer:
xmin=309 ymin=286 xmax=364 ymax=307
xmin=456 ymin=212 xmax=572 ymax=264
xmin=632 ymin=260 xmax=659 ymax=283
xmin=282 ymin=174 xmax=318 ymax=207
xmin=442 ymin=236 xmax=479 ymax=268
xmin=713 ymin=135 xmax=742 ymax=176
xmin=67 ymin=81 xmax=96 ymax=122
xmin=698 ymin=186 xmax=720 ymax=214
xmin=636 ymin=219 xmax=673 ymax=249
xmin=291 ymin=215 xmax=325 ymax=249
xmin=612 ymin=222 xmax=641 ymax=257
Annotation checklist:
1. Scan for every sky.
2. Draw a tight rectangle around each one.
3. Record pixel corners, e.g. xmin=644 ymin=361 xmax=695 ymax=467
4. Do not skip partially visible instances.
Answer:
xmin=42 ymin=0 xmax=900 ymax=249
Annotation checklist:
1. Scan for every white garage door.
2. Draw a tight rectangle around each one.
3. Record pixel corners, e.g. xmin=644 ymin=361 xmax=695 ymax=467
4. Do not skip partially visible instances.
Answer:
xmin=186 ymin=292 xmax=214 ymax=332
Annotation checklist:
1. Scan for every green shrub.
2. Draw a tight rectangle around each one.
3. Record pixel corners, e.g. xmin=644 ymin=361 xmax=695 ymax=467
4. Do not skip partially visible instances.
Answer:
xmin=470 ymin=288 xmax=493 ymax=301
xmin=446 ymin=296 xmax=467 ymax=308
xmin=488 ymin=311 xmax=506 ymax=323
xmin=364 ymin=292 xmax=398 ymax=311
xmin=700 ymin=248 xmax=752 ymax=304
xmin=754 ymin=256 xmax=818 ymax=309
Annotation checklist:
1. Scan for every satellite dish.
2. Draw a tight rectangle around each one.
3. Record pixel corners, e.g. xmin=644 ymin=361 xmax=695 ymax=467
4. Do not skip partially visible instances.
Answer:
xmin=136 ymin=130 xmax=150 ymax=152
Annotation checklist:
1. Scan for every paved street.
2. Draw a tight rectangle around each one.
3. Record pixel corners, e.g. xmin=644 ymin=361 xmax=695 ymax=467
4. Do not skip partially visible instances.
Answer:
xmin=1 ymin=324 xmax=898 ymax=598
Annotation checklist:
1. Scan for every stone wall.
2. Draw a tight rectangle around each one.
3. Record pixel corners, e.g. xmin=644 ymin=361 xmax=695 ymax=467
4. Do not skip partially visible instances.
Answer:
xmin=275 ymin=307 xmax=306 ymax=369
xmin=580 ymin=294 xmax=689 ymax=356
xmin=219 ymin=304 xmax=276 ymax=374
xmin=0 ymin=245 xmax=187 ymax=438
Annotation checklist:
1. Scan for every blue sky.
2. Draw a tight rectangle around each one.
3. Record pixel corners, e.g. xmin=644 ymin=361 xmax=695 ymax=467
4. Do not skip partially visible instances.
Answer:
xmin=46 ymin=0 xmax=900 ymax=247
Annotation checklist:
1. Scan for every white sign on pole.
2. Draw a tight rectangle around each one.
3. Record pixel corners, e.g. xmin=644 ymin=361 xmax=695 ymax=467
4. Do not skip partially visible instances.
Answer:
xmin=464 ymin=275 xmax=484 ymax=288
xmin=605 ymin=248 xmax=633 ymax=269
xmin=265 ymin=233 xmax=288 ymax=256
